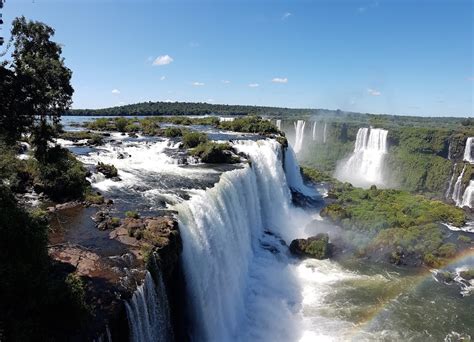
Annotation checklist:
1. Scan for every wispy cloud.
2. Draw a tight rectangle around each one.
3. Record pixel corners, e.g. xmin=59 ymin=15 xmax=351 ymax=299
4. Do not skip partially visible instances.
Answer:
xmin=248 ymin=83 xmax=259 ymax=88
xmin=282 ymin=12 xmax=292 ymax=20
xmin=153 ymin=55 xmax=174 ymax=66
xmin=207 ymin=99 xmax=214 ymax=103
xmin=367 ymin=88 xmax=381 ymax=96
xmin=189 ymin=41 xmax=200 ymax=48
xmin=272 ymin=77 xmax=288 ymax=84
xmin=357 ymin=1 xmax=379 ymax=14
xmin=111 ymin=89 xmax=120 ymax=94
xmin=222 ymin=80 xmax=231 ymax=84
xmin=160 ymin=76 xmax=166 ymax=81
xmin=192 ymin=81 xmax=205 ymax=86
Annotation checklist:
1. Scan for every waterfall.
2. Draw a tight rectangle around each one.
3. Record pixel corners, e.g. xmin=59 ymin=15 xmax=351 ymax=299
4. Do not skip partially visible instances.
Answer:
xmin=334 ymin=127 xmax=388 ymax=188
xmin=312 ymin=122 xmax=317 ymax=141
xmin=293 ymin=120 xmax=306 ymax=153
xmin=463 ymin=137 xmax=474 ymax=163
xmin=176 ymin=139 xmax=312 ymax=341
xmin=461 ymin=180 xmax=474 ymax=208
xmin=276 ymin=119 xmax=282 ymax=130
xmin=452 ymin=165 xmax=466 ymax=206
xmin=323 ymin=122 xmax=327 ymax=143
xmin=445 ymin=163 xmax=457 ymax=199
xmin=284 ymin=145 xmax=318 ymax=197
xmin=125 ymin=271 xmax=172 ymax=342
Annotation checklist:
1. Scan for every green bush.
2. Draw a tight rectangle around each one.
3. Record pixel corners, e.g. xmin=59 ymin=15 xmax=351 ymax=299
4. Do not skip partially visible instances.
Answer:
xmin=126 ymin=210 xmax=140 ymax=219
xmin=96 ymin=162 xmax=118 ymax=178
xmin=218 ymin=115 xmax=278 ymax=134
xmin=191 ymin=142 xmax=239 ymax=164
xmin=182 ymin=131 xmax=208 ymax=148
xmin=164 ymin=127 xmax=184 ymax=137
xmin=115 ymin=117 xmax=129 ymax=132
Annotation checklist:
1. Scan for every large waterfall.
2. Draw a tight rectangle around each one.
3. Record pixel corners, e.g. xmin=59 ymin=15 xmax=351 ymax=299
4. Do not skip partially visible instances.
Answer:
xmin=464 ymin=137 xmax=474 ymax=163
xmin=323 ymin=122 xmax=327 ymax=144
xmin=452 ymin=165 xmax=466 ymax=206
xmin=293 ymin=120 xmax=306 ymax=153
xmin=276 ymin=119 xmax=282 ymax=130
xmin=446 ymin=163 xmax=457 ymax=199
xmin=176 ymin=140 xmax=313 ymax=341
xmin=312 ymin=122 xmax=317 ymax=141
xmin=461 ymin=180 xmax=474 ymax=208
xmin=125 ymin=272 xmax=173 ymax=342
xmin=334 ymin=127 xmax=388 ymax=188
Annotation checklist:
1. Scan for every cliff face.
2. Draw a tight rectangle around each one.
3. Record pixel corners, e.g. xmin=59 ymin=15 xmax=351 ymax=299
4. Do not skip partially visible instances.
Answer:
xmin=48 ymin=205 xmax=183 ymax=341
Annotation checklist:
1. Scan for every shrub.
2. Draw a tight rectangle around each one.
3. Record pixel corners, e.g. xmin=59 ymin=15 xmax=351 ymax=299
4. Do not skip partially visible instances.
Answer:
xmin=96 ymin=162 xmax=118 ymax=178
xmin=182 ymin=131 xmax=208 ymax=148
xmin=115 ymin=117 xmax=129 ymax=132
xmin=164 ymin=127 xmax=184 ymax=137
xmin=191 ymin=142 xmax=239 ymax=164
xmin=218 ymin=115 xmax=278 ymax=134
xmin=126 ymin=210 xmax=140 ymax=219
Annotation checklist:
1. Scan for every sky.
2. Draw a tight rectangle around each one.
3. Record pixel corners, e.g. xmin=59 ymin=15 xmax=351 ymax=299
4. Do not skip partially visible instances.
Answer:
xmin=2 ymin=0 xmax=473 ymax=117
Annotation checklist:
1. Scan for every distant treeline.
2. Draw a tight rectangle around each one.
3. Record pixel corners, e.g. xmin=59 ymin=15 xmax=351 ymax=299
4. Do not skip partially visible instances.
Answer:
xmin=68 ymin=101 xmax=471 ymax=129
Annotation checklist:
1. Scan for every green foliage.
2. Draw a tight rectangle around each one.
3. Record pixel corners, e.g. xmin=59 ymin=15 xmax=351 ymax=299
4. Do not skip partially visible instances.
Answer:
xmin=84 ymin=187 xmax=104 ymax=205
xmin=458 ymin=235 xmax=471 ymax=243
xmin=301 ymin=166 xmax=334 ymax=183
xmin=218 ymin=115 xmax=279 ymax=134
xmin=182 ymin=131 xmax=209 ymax=148
xmin=32 ymin=146 xmax=89 ymax=201
xmin=305 ymin=239 xmax=329 ymax=259
xmin=320 ymin=181 xmax=466 ymax=266
xmin=96 ymin=162 xmax=118 ymax=178
xmin=164 ymin=127 xmax=184 ymax=137
xmin=191 ymin=142 xmax=239 ymax=164
xmin=59 ymin=131 xmax=104 ymax=145
xmin=126 ymin=210 xmax=140 ymax=219
xmin=115 ymin=117 xmax=129 ymax=132
xmin=460 ymin=269 xmax=474 ymax=280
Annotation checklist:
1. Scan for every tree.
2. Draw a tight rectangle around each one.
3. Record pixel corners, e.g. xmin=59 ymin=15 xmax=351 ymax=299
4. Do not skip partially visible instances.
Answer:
xmin=8 ymin=16 xmax=73 ymax=161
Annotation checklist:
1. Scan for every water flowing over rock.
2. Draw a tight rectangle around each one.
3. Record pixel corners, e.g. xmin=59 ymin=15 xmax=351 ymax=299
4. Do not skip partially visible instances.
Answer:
xmin=335 ymin=127 xmax=388 ymax=188
xmin=176 ymin=139 xmax=312 ymax=341
xmin=276 ymin=119 xmax=282 ymax=130
xmin=125 ymin=272 xmax=173 ymax=342
xmin=284 ymin=145 xmax=318 ymax=197
xmin=293 ymin=120 xmax=306 ymax=153
xmin=452 ymin=165 xmax=466 ymax=206
xmin=461 ymin=180 xmax=474 ymax=208
xmin=464 ymin=137 xmax=474 ymax=163
xmin=446 ymin=163 xmax=458 ymax=199
xmin=323 ymin=122 xmax=327 ymax=143
xmin=312 ymin=122 xmax=317 ymax=141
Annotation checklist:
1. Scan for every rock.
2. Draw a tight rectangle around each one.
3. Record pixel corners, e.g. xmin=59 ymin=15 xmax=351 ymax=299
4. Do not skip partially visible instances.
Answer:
xmin=289 ymin=233 xmax=331 ymax=259
xmin=96 ymin=162 xmax=118 ymax=178
xmin=460 ymin=269 xmax=474 ymax=281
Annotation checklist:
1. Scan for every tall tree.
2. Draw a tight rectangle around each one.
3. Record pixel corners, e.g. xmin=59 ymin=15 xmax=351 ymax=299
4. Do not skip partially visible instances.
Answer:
xmin=8 ymin=16 xmax=73 ymax=160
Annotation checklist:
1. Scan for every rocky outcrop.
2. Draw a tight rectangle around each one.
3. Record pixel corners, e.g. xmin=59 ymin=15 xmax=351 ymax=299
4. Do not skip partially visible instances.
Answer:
xmin=289 ymin=233 xmax=331 ymax=259
xmin=48 ymin=204 xmax=183 ymax=342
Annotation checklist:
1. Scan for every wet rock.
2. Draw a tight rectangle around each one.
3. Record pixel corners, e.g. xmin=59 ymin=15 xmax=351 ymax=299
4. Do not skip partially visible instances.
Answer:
xmin=47 ymin=201 xmax=82 ymax=213
xmin=460 ymin=269 xmax=474 ymax=281
xmin=290 ymin=233 xmax=331 ymax=259
xmin=96 ymin=162 xmax=118 ymax=178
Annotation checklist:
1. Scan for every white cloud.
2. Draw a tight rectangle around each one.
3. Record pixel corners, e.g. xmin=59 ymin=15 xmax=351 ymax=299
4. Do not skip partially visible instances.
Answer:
xmin=358 ymin=7 xmax=366 ymax=13
xmin=222 ymin=80 xmax=231 ymax=84
xmin=248 ymin=83 xmax=259 ymax=88
xmin=111 ymin=89 xmax=120 ymax=94
xmin=189 ymin=41 xmax=200 ymax=48
xmin=282 ymin=12 xmax=292 ymax=20
xmin=153 ymin=55 xmax=174 ymax=66
xmin=367 ymin=88 xmax=381 ymax=96
xmin=192 ymin=82 xmax=205 ymax=86
xmin=160 ymin=76 xmax=166 ymax=81
xmin=207 ymin=99 xmax=214 ymax=103
xmin=272 ymin=77 xmax=288 ymax=83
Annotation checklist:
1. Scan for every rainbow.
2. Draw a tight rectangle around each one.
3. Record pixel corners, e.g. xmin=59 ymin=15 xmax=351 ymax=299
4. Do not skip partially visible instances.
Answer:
xmin=349 ymin=247 xmax=474 ymax=339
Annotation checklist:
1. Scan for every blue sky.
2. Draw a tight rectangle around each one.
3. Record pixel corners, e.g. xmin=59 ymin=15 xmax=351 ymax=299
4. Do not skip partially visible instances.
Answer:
xmin=2 ymin=0 xmax=473 ymax=116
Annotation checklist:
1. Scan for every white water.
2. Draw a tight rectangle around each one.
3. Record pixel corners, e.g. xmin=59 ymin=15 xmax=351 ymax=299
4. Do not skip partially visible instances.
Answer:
xmin=335 ymin=127 xmax=388 ymax=188
xmin=452 ymin=165 xmax=466 ymax=206
xmin=284 ymin=145 xmax=318 ymax=197
xmin=463 ymin=137 xmax=474 ymax=163
xmin=323 ymin=122 xmax=327 ymax=144
xmin=293 ymin=120 xmax=306 ymax=154
xmin=276 ymin=119 xmax=282 ymax=130
xmin=461 ymin=180 xmax=474 ymax=208
xmin=125 ymin=272 xmax=172 ymax=342
xmin=445 ymin=163 xmax=457 ymax=199
xmin=176 ymin=139 xmax=357 ymax=341
xmin=311 ymin=122 xmax=317 ymax=141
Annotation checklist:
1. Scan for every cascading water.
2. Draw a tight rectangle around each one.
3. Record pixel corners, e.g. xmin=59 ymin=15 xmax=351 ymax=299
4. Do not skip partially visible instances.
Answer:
xmin=276 ymin=119 xmax=282 ymax=130
xmin=446 ymin=163 xmax=457 ymax=199
xmin=452 ymin=165 xmax=466 ymax=206
xmin=334 ymin=127 xmax=388 ymax=188
xmin=125 ymin=271 xmax=173 ymax=342
xmin=293 ymin=120 xmax=306 ymax=153
xmin=312 ymin=122 xmax=317 ymax=141
xmin=323 ymin=122 xmax=327 ymax=144
xmin=463 ymin=137 xmax=474 ymax=163
xmin=176 ymin=139 xmax=315 ymax=341
xmin=284 ymin=145 xmax=318 ymax=197
xmin=461 ymin=180 xmax=474 ymax=208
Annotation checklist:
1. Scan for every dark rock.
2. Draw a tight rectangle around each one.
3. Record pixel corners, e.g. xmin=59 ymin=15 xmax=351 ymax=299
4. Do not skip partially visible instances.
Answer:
xmin=290 ymin=233 xmax=331 ymax=259
xmin=96 ymin=162 xmax=118 ymax=178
